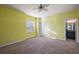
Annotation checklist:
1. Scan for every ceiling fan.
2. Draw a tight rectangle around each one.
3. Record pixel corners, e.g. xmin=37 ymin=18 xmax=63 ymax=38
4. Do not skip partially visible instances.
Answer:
xmin=33 ymin=4 xmax=49 ymax=12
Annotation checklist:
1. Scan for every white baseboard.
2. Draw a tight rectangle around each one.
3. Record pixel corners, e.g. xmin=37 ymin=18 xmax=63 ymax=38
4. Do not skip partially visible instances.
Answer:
xmin=0 ymin=38 xmax=26 ymax=48
xmin=0 ymin=34 xmax=37 ymax=48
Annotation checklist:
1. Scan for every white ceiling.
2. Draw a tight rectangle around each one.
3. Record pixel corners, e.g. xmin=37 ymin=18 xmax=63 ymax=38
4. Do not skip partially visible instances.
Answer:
xmin=9 ymin=4 xmax=79 ymax=18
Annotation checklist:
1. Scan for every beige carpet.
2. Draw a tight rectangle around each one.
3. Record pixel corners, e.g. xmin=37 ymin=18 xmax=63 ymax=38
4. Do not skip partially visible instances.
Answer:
xmin=0 ymin=37 xmax=79 ymax=54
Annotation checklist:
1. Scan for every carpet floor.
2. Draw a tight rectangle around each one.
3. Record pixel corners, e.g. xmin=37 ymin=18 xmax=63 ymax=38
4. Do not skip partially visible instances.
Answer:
xmin=0 ymin=37 xmax=79 ymax=54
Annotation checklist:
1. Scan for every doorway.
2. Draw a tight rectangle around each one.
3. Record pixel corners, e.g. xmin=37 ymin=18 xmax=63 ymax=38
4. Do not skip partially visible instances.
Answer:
xmin=65 ymin=19 xmax=77 ymax=40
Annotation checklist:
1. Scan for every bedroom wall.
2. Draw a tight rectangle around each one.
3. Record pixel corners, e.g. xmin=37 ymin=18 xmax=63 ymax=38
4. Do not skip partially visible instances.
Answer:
xmin=0 ymin=5 xmax=37 ymax=46
xmin=41 ymin=9 xmax=78 ymax=40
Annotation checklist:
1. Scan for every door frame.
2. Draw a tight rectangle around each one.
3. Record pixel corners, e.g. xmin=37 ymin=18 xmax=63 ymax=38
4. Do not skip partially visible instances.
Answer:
xmin=64 ymin=19 xmax=78 ymax=41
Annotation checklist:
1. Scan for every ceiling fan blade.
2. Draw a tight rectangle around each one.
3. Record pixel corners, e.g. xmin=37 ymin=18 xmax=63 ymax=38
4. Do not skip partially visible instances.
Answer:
xmin=32 ymin=8 xmax=38 ymax=10
xmin=43 ymin=4 xmax=49 ymax=7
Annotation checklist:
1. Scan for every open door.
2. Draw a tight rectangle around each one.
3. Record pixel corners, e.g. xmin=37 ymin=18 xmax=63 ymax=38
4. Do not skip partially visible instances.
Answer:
xmin=65 ymin=19 xmax=77 ymax=40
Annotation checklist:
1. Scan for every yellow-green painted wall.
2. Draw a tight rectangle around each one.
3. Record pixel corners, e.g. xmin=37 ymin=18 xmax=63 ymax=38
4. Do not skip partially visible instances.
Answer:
xmin=0 ymin=5 xmax=37 ymax=46
xmin=42 ymin=9 xmax=78 ymax=40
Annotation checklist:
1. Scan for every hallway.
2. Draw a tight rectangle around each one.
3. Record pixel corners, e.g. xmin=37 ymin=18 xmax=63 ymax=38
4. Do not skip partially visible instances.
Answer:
xmin=0 ymin=37 xmax=79 ymax=54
